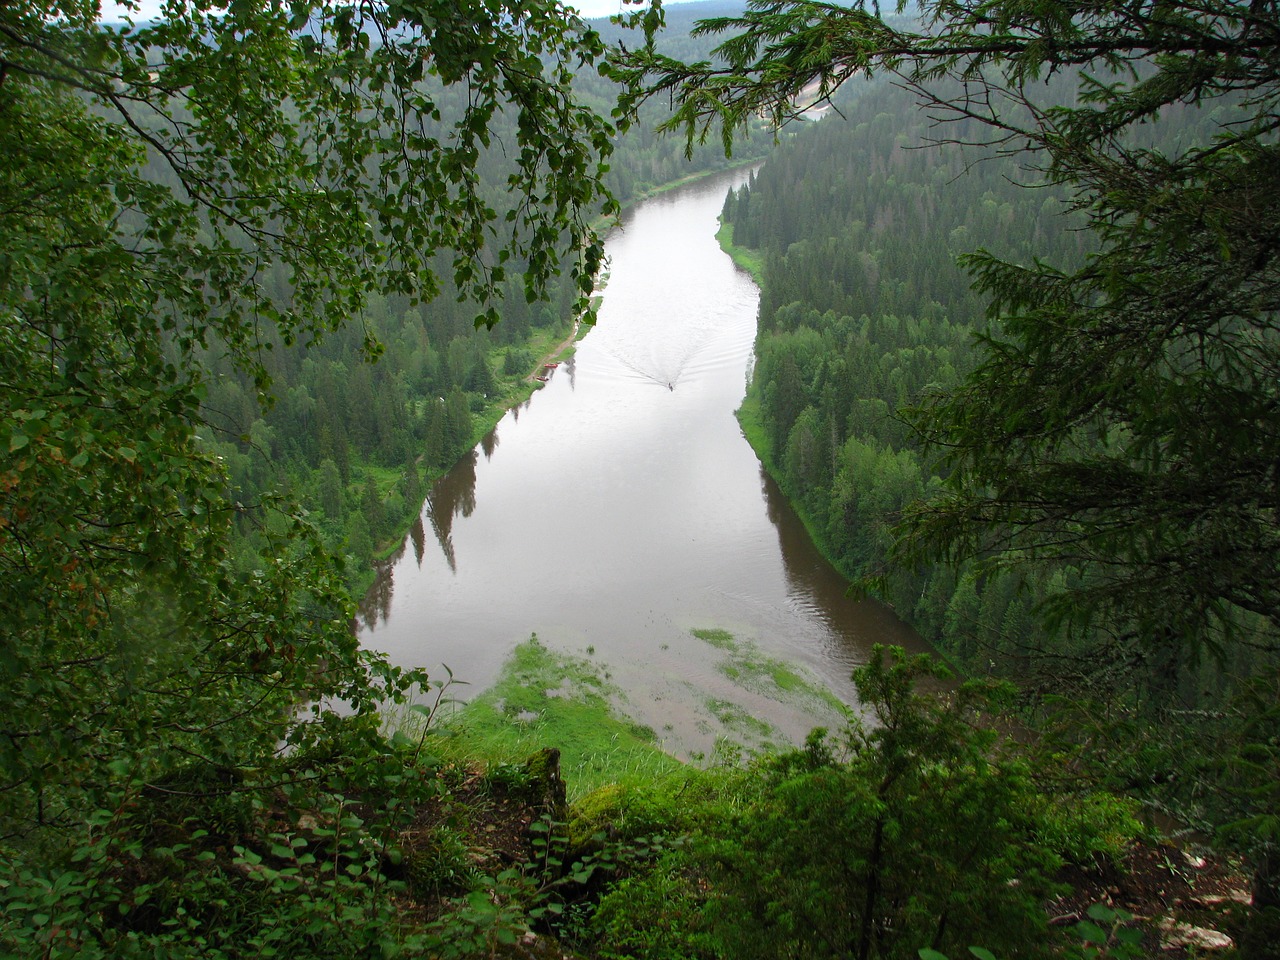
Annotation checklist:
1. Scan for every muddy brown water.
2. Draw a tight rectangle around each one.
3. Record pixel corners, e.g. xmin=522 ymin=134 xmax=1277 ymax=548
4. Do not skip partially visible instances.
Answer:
xmin=359 ymin=166 xmax=931 ymax=757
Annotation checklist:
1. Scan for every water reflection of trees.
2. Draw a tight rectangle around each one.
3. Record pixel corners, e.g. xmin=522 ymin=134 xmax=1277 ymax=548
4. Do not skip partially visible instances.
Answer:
xmin=359 ymin=534 xmax=408 ymax=629
xmin=425 ymin=449 xmax=479 ymax=573
xmin=358 ymin=450 xmax=480 ymax=629
xmin=758 ymin=464 xmax=928 ymax=668
xmin=480 ymin=427 xmax=499 ymax=460
xmin=409 ymin=515 xmax=426 ymax=567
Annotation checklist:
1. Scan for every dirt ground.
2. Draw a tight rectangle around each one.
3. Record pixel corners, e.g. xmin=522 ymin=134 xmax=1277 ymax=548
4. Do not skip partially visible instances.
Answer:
xmin=1047 ymin=840 xmax=1252 ymax=956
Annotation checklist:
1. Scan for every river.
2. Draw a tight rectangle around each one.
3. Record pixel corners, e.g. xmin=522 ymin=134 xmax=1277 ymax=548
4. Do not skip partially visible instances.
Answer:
xmin=358 ymin=166 xmax=928 ymax=757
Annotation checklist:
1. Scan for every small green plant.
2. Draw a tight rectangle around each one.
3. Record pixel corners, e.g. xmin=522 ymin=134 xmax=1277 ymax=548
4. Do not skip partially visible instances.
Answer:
xmin=404 ymin=825 xmax=479 ymax=898
xmin=480 ymin=761 xmax=535 ymax=797
xmin=914 ymin=901 xmax=1146 ymax=960
xmin=1032 ymin=789 xmax=1141 ymax=867
xmin=918 ymin=948 xmax=1001 ymax=960
xmin=521 ymin=812 xmax=683 ymax=947
xmin=422 ymin=870 xmax=530 ymax=960
xmin=593 ymin=854 xmax=716 ymax=960
xmin=1072 ymin=904 xmax=1145 ymax=960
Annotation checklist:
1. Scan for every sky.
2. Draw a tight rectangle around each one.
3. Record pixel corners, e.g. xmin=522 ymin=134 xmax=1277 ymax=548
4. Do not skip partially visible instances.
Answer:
xmin=100 ymin=0 xmax=694 ymax=24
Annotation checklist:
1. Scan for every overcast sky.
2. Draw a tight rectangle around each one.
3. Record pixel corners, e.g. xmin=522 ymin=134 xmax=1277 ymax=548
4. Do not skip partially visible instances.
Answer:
xmin=101 ymin=0 xmax=680 ymax=24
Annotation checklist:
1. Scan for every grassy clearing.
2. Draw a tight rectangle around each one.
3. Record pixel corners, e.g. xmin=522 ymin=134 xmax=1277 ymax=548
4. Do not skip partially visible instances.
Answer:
xmin=521 ymin=323 xmax=579 ymax=370
xmin=716 ymin=221 xmax=765 ymax=283
xmin=418 ymin=635 xmax=684 ymax=802
xmin=357 ymin=463 xmax=403 ymax=497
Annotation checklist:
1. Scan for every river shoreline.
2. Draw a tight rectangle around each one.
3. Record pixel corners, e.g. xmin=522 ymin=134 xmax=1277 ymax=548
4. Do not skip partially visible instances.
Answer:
xmin=359 ymin=164 xmax=930 ymax=758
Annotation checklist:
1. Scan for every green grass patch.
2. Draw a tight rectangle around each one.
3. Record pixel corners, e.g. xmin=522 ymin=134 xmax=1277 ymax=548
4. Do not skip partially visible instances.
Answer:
xmin=767 ymin=661 xmax=804 ymax=692
xmin=418 ymin=636 xmax=684 ymax=801
xmin=355 ymin=463 xmax=403 ymax=497
xmin=690 ymin=627 xmax=736 ymax=651
xmin=691 ymin=628 xmax=850 ymax=719
xmin=734 ymin=391 xmax=772 ymax=464
xmin=521 ymin=323 xmax=576 ymax=366
xmin=705 ymin=698 xmax=777 ymax=742
xmin=716 ymin=221 xmax=765 ymax=283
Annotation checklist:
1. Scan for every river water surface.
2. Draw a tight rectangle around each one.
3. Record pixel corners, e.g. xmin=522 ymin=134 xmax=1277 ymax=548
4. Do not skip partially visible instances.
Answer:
xmin=359 ymin=167 xmax=927 ymax=756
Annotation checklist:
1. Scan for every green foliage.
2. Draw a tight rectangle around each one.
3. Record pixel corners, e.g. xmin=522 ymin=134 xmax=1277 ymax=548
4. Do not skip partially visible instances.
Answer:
xmin=593 ymin=852 xmax=718 ymax=960
xmin=919 ymin=920 xmax=1149 ymax=960
xmin=579 ymin=647 xmax=1108 ymax=960
xmin=698 ymin=648 xmax=1060 ymax=960
xmin=0 ymin=0 xmax=660 ymax=952
xmin=404 ymin=825 xmax=479 ymax=899
xmin=0 ymin=711 xmax=446 ymax=958
xmin=918 ymin=949 xmax=1000 ymax=960
xmin=421 ymin=869 xmax=531 ymax=960
xmin=1071 ymin=905 xmax=1146 ymax=960
xmin=1030 ymin=791 xmax=1143 ymax=870
xmin=503 ymin=346 xmax=538 ymax=376
xmin=429 ymin=807 xmax=678 ymax=952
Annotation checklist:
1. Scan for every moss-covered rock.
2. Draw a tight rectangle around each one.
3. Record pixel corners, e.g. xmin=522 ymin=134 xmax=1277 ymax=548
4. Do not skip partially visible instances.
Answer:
xmin=568 ymin=782 xmax=627 ymax=849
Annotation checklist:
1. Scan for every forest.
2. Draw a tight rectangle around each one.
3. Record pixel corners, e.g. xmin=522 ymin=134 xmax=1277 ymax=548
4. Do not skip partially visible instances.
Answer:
xmin=722 ymin=73 xmax=1273 ymax=684
xmin=3 ymin=0 xmax=1278 ymax=957
xmin=687 ymin=0 xmax=1280 ymax=953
